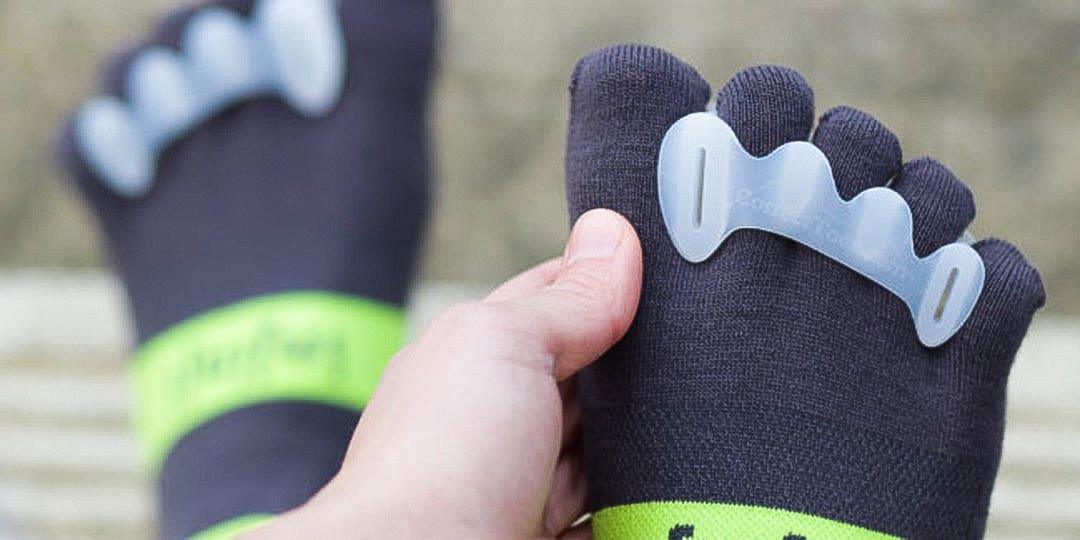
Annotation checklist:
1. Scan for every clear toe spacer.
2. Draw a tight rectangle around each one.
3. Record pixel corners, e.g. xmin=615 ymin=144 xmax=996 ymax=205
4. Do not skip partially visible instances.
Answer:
xmin=73 ymin=0 xmax=346 ymax=199
xmin=657 ymin=112 xmax=986 ymax=348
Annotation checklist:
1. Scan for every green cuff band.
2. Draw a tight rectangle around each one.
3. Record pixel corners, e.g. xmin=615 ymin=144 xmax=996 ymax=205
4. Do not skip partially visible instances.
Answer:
xmin=188 ymin=514 xmax=275 ymax=540
xmin=594 ymin=501 xmax=900 ymax=540
xmin=132 ymin=291 xmax=405 ymax=471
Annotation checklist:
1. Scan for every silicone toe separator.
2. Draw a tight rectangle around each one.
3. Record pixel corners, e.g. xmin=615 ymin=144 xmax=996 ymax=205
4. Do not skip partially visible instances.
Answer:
xmin=255 ymin=0 xmax=346 ymax=117
xmin=658 ymin=112 xmax=985 ymax=347
xmin=73 ymin=0 xmax=345 ymax=199
xmin=76 ymin=97 xmax=154 ymax=198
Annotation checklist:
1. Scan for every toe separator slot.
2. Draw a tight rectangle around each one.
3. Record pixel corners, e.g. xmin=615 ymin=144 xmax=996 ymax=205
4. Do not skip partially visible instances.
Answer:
xmin=934 ymin=267 xmax=959 ymax=322
xmin=657 ymin=112 xmax=986 ymax=348
xmin=693 ymin=147 xmax=706 ymax=229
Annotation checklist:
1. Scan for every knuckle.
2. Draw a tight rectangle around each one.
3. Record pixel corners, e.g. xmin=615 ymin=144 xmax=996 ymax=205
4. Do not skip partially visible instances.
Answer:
xmin=550 ymin=266 xmax=625 ymax=344
xmin=553 ymin=265 xmax=615 ymax=309
xmin=429 ymin=300 xmax=518 ymax=344
xmin=425 ymin=300 xmax=547 ymax=369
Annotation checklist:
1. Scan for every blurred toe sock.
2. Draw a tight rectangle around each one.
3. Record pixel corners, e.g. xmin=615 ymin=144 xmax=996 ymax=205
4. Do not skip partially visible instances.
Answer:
xmin=566 ymin=44 xmax=1045 ymax=539
xmin=58 ymin=1 xmax=436 ymax=538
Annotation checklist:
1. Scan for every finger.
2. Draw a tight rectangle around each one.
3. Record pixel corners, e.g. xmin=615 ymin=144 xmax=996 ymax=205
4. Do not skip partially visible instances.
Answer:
xmin=486 ymin=258 xmax=563 ymax=302
xmin=544 ymin=447 xmax=589 ymax=536
xmin=560 ymin=378 xmax=581 ymax=450
xmin=501 ymin=209 xmax=643 ymax=381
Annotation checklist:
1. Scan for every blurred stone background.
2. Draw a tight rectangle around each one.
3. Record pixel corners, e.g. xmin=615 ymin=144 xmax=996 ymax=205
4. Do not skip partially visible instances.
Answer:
xmin=1 ymin=0 xmax=1078 ymax=310
xmin=0 ymin=1 xmax=1078 ymax=539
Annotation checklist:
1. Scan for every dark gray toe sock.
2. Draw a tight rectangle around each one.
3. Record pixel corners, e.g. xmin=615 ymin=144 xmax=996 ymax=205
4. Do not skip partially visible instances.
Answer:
xmin=58 ymin=1 xmax=436 ymax=538
xmin=63 ymin=0 xmax=436 ymax=342
xmin=566 ymin=44 xmax=1045 ymax=539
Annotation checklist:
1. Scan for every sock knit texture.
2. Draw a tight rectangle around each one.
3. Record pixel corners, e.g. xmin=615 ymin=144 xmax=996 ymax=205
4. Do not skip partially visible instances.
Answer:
xmin=58 ymin=1 xmax=436 ymax=538
xmin=565 ymin=44 xmax=1045 ymax=539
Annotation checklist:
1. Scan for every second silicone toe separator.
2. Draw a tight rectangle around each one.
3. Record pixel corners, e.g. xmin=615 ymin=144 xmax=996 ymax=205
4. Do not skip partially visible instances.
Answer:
xmin=74 ymin=0 xmax=346 ymax=199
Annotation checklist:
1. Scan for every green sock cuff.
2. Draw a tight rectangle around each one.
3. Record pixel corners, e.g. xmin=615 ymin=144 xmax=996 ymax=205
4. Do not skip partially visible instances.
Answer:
xmin=593 ymin=502 xmax=900 ymax=540
xmin=132 ymin=291 xmax=405 ymax=472
xmin=188 ymin=514 xmax=275 ymax=540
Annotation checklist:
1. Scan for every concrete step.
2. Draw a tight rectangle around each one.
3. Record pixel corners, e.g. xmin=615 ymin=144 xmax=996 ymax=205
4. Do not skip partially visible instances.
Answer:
xmin=0 ymin=476 xmax=150 ymax=536
xmin=0 ymin=272 xmax=1076 ymax=540
xmin=0 ymin=373 xmax=130 ymax=424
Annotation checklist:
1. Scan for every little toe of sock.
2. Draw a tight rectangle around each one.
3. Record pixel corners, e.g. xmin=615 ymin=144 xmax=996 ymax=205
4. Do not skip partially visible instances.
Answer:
xmin=812 ymin=106 xmax=902 ymax=200
xmin=716 ymin=65 xmax=815 ymax=158
xmin=891 ymin=158 xmax=976 ymax=258
xmin=960 ymin=239 xmax=1045 ymax=371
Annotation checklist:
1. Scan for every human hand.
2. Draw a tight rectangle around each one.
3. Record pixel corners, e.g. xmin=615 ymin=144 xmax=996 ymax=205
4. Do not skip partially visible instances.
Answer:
xmin=248 ymin=209 xmax=643 ymax=539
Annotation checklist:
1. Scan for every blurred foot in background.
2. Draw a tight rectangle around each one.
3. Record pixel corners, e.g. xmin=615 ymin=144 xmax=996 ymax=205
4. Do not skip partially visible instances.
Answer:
xmin=58 ymin=0 xmax=436 ymax=538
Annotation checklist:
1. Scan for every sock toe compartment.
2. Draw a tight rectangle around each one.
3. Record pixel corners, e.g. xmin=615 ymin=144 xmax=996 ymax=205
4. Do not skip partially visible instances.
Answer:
xmin=716 ymin=65 xmax=815 ymax=158
xmin=891 ymin=157 xmax=976 ymax=258
xmin=811 ymin=105 xmax=902 ymax=200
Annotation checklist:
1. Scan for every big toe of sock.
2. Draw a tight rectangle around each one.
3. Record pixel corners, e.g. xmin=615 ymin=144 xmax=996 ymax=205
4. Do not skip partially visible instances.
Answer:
xmin=566 ymin=44 xmax=711 ymax=249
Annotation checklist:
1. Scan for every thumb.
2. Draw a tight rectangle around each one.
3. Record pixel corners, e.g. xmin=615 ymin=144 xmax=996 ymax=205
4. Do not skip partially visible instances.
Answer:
xmin=500 ymin=209 xmax=643 ymax=381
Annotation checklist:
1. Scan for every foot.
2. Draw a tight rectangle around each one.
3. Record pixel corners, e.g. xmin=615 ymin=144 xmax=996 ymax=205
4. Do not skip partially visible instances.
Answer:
xmin=566 ymin=44 xmax=1044 ymax=539
xmin=59 ymin=1 xmax=436 ymax=538
xmin=63 ymin=0 xmax=435 ymax=341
